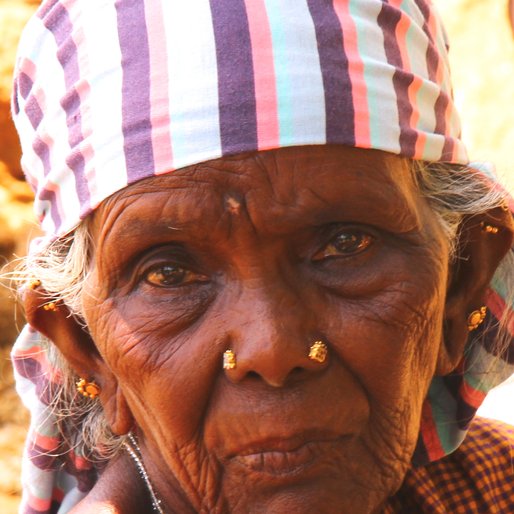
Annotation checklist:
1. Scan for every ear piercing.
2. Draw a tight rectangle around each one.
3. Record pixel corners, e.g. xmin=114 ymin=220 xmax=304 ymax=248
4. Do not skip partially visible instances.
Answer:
xmin=467 ymin=306 xmax=487 ymax=331
xmin=27 ymin=279 xmax=41 ymax=290
xmin=480 ymin=222 xmax=499 ymax=234
xmin=43 ymin=301 xmax=59 ymax=311
xmin=223 ymin=349 xmax=237 ymax=370
xmin=76 ymin=378 xmax=101 ymax=399
xmin=308 ymin=340 xmax=328 ymax=363
xmin=26 ymin=279 xmax=60 ymax=311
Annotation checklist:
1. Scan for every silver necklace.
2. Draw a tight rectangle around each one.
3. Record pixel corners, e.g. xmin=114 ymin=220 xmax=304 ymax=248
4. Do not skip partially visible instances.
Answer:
xmin=123 ymin=433 xmax=165 ymax=514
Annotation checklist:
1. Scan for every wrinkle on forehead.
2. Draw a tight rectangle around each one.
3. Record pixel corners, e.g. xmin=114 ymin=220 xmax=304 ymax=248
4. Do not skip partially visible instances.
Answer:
xmin=90 ymin=146 xmax=429 ymax=259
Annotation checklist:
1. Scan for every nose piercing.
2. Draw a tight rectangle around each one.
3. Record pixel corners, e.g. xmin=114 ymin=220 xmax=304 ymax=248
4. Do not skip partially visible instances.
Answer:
xmin=308 ymin=340 xmax=328 ymax=363
xmin=467 ymin=306 xmax=487 ymax=331
xmin=223 ymin=349 xmax=237 ymax=370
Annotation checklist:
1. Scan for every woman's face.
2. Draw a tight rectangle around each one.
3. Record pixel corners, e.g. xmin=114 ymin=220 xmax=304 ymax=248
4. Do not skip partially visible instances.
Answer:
xmin=84 ymin=146 xmax=449 ymax=514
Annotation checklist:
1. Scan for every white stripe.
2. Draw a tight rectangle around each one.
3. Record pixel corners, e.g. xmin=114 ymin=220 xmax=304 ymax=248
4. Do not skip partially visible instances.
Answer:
xmin=81 ymin=0 xmax=127 ymax=208
xmin=265 ymin=0 xmax=326 ymax=145
xmin=18 ymin=16 xmax=81 ymax=234
xmin=162 ymin=0 xmax=222 ymax=169
xmin=352 ymin=0 xmax=401 ymax=153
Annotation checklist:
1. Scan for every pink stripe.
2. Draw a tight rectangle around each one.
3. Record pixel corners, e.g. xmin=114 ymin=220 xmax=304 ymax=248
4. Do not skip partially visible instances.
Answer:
xmin=62 ymin=0 xmax=98 ymax=201
xmin=31 ymin=431 xmax=61 ymax=452
xmin=407 ymin=76 xmax=427 ymax=157
xmin=144 ymin=0 xmax=174 ymax=174
xmin=26 ymin=492 xmax=52 ymax=512
xmin=332 ymin=2 xmax=370 ymax=147
xmin=26 ymin=487 xmax=64 ymax=511
xmin=69 ymin=449 xmax=93 ymax=470
xmin=485 ymin=287 xmax=514 ymax=336
xmin=244 ymin=0 xmax=279 ymax=148
xmin=393 ymin=5 xmax=412 ymax=73
xmin=14 ymin=346 xmax=62 ymax=383
xmin=459 ymin=381 xmax=486 ymax=409
xmin=41 ymin=179 xmax=65 ymax=235
xmin=419 ymin=399 xmax=445 ymax=461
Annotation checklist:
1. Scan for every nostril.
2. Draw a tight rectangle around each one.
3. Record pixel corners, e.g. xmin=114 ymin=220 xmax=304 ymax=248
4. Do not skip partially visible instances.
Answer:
xmin=246 ymin=370 xmax=261 ymax=380
xmin=290 ymin=366 xmax=305 ymax=376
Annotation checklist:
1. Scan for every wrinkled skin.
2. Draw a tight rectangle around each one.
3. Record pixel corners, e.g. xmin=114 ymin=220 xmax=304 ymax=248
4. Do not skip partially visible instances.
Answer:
xmin=75 ymin=145 xmax=452 ymax=513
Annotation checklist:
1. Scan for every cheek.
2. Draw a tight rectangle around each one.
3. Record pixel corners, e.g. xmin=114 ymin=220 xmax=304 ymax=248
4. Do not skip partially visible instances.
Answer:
xmin=319 ymin=274 xmax=446 ymax=458
xmin=85 ymin=294 xmax=225 ymax=445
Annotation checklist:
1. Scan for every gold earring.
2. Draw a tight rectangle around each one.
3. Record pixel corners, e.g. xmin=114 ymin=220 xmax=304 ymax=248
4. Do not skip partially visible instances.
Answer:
xmin=43 ymin=301 xmax=59 ymax=311
xmin=27 ymin=279 xmax=41 ymax=290
xmin=480 ymin=222 xmax=499 ymax=234
xmin=223 ymin=349 xmax=237 ymax=370
xmin=76 ymin=378 xmax=101 ymax=399
xmin=308 ymin=340 xmax=328 ymax=363
xmin=467 ymin=306 xmax=487 ymax=331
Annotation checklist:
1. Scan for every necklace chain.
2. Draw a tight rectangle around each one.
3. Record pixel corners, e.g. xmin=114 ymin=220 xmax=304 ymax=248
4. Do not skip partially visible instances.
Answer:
xmin=123 ymin=433 xmax=165 ymax=514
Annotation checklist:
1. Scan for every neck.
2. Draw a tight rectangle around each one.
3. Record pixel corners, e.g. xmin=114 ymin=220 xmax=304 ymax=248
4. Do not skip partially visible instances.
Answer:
xmin=126 ymin=434 xmax=198 ymax=514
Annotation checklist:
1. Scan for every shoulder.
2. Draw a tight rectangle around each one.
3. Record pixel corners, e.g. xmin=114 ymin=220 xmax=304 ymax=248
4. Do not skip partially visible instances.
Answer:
xmin=386 ymin=417 xmax=514 ymax=513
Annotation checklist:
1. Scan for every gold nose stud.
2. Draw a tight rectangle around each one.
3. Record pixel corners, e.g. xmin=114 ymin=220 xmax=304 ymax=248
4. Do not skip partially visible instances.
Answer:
xmin=223 ymin=349 xmax=237 ymax=370
xmin=467 ymin=306 xmax=487 ymax=331
xmin=308 ymin=340 xmax=328 ymax=363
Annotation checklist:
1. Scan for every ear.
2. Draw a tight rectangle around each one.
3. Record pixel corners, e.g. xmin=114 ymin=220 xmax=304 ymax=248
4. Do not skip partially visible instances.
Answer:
xmin=23 ymin=286 xmax=134 ymax=435
xmin=437 ymin=206 xmax=514 ymax=375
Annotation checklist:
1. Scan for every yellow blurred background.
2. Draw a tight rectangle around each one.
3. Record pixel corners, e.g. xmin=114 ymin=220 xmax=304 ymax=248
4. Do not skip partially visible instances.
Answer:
xmin=0 ymin=1 xmax=513 ymax=512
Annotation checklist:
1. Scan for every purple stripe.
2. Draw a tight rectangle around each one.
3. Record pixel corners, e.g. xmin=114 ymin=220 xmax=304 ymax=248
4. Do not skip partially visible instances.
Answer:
xmin=13 ymin=356 xmax=59 ymax=406
xmin=433 ymin=93 xmax=448 ymax=135
xmin=28 ymin=444 xmax=59 ymax=471
xmin=377 ymin=3 xmax=417 ymax=158
xmin=307 ymin=0 xmax=355 ymax=145
xmin=38 ymin=189 xmax=62 ymax=235
xmin=42 ymin=2 xmax=91 ymax=211
xmin=209 ymin=0 xmax=258 ymax=154
xmin=439 ymin=133 xmax=455 ymax=161
xmin=18 ymin=71 xmax=34 ymax=100
xmin=455 ymin=400 xmax=477 ymax=430
xmin=441 ymin=373 xmax=477 ymax=431
xmin=37 ymin=0 xmax=59 ymax=20
xmin=33 ymin=137 xmax=51 ymax=176
xmin=115 ymin=0 xmax=155 ymax=182
xmin=411 ymin=434 xmax=429 ymax=466
xmin=63 ymin=460 xmax=97 ymax=492
xmin=413 ymin=0 xmax=439 ymax=83
xmin=12 ymin=79 xmax=20 ymax=115
xmin=482 ymin=315 xmax=514 ymax=364
xmin=25 ymin=96 xmax=44 ymax=130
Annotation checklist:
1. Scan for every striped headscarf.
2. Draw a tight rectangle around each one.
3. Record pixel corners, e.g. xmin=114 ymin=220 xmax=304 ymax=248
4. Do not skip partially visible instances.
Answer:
xmin=10 ymin=1 xmax=514 ymax=513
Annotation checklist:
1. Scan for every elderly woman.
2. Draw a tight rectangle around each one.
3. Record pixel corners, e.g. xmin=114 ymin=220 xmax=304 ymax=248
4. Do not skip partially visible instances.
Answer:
xmin=10 ymin=0 xmax=514 ymax=513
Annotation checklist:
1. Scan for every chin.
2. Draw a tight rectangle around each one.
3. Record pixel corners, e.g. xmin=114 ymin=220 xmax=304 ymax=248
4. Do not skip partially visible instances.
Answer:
xmin=218 ymin=440 xmax=394 ymax=514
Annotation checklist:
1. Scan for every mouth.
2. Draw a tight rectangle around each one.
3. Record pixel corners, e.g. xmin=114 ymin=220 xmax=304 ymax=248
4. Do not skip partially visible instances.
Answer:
xmin=227 ymin=434 xmax=350 ymax=477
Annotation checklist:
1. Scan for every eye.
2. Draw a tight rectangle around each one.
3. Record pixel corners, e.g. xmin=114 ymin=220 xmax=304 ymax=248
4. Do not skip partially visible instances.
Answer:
xmin=144 ymin=264 xmax=209 ymax=288
xmin=313 ymin=229 xmax=375 ymax=261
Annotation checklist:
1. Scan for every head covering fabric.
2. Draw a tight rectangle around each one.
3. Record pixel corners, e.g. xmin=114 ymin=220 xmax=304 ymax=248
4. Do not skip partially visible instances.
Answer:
xmin=9 ymin=1 xmax=514 ymax=513
xmin=12 ymin=0 xmax=468 ymax=242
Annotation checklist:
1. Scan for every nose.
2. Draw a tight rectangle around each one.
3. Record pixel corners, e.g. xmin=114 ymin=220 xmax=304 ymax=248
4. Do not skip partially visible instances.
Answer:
xmin=223 ymin=280 xmax=329 ymax=387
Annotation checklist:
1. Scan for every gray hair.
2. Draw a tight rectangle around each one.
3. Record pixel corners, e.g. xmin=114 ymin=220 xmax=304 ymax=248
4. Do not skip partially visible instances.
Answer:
xmin=11 ymin=161 xmax=514 ymax=462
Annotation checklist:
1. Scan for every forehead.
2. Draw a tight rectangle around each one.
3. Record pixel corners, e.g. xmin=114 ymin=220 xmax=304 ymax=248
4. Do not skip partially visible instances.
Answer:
xmin=93 ymin=146 xmax=422 ymax=239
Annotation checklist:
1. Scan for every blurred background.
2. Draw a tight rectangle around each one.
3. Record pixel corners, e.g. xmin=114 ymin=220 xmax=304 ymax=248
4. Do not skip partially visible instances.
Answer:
xmin=0 ymin=0 xmax=513 ymax=511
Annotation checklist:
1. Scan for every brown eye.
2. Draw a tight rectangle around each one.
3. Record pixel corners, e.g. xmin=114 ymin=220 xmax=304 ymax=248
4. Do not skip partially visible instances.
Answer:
xmin=145 ymin=265 xmax=208 ymax=287
xmin=313 ymin=231 xmax=374 ymax=261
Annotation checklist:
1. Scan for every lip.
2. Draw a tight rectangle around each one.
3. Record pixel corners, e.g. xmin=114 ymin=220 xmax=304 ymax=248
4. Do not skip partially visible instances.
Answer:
xmin=226 ymin=432 xmax=350 ymax=477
